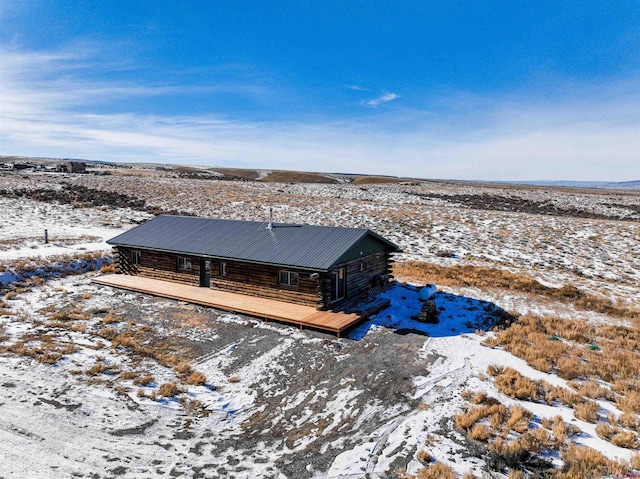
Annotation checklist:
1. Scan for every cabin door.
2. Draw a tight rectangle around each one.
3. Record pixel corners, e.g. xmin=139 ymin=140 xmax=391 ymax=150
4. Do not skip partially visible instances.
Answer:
xmin=199 ymin=258 xmax=211 ymax=287
xmin=330 ymin=268 xmax=346 ymax=303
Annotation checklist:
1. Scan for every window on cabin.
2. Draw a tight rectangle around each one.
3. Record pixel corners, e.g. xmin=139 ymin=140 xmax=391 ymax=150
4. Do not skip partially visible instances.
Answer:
xmin=177 ymin=256 xmax=192 ymax=271
xmin=131 ymin=250 xmax=140 ymax=265
xmin=218 ymin=261 xmax=227 ymax=276
xmin=359 ymin=261 xmax=366 ymax=271
xmin=279 ymin=271 xmax=299 ymax=287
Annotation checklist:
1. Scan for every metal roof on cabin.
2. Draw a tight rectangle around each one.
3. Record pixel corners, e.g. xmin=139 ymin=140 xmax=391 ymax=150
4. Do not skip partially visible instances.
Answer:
xmin=106 ymin=215 xmax=400 ymax=271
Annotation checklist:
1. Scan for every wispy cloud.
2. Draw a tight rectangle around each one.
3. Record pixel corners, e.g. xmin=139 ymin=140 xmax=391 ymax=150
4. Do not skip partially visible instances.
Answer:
xmin=345 ymin=84 xmax=369 ymax=91
xmin=361 ymin=92 xmax=400 ymax=107
xmin=1 ymin=44 xmax=639 ymax=181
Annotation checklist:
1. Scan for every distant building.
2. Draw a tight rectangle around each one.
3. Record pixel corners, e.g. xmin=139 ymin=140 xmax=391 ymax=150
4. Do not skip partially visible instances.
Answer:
xmin=57 ymin=161 xmax=86 ymax=173
xmin=11 ymin=163 xmax=35 ymax=171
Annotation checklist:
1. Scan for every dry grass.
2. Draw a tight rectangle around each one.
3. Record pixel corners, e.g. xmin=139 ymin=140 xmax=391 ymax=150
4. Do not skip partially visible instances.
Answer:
xmin=595 ymin=422 xmax=638 ymax=448
xmin=228 ymin=375 xmax=240 ymax=383
xmin=158 ymin=382 xmax=181 ymax=398
xmin=574 ymin=400 xmax=600 ymax=423
xmin=48 ymin=306 xmax=92 ymax=322
xmin=469 ymin=423 xmax=491 ymax=441
xmin=100 ymin=263 xmax=116 ymax=273
xmin=608 ymin=412 xmax=639 ymax=430
xmin=133 ymin=374 xmax=154 ymax=386
xmin=505 ymin=404 xmax=533 ymax=434
xmin=487 ymin=313 xmax=640 ymax=434
xmin=454 ymin=403 xmax=506 ymax=430
xmin=174 ymin=361 xmax=193 ymax=378
xmin=5 ymin=291 xmax=18 ymax=300
xmin=558 ymin=444 xmax=629 ymax=478
xmin=416 ymin=462 xmax=456 ymax=479
xmin=185 ymin=371 xmax=206 ymax=386
xmin=611 ymin=430 xmax=639 ymax=449
xmin=86 ymin=362 xmax=120 ymax=376
xmin=416 ymin=449 xmax=432 ymax=464
xmin=616 ymin=390 xmax=640 ymax=414
xmin=120 ymin=371 xmax=139 ymax=381
xmin=394 ymin=261 xmax=640 ymax=319
xmin=490 ymin=366 xmax=582 ymax=408
xmin=494 ymin=367 xmax=542 ymax=401
xmin=101 ymin=309 xmax=120 ymax=324
xmin=3 ymin=333 xmax=78 ymax=365
xmin=568 ymin=379 xmax=614 ymax=401
xmin=595 ymin=422 xmax=618 ymax=440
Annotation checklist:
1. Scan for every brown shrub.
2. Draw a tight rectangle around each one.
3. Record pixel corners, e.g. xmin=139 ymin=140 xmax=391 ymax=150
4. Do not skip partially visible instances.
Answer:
xmin=158 ymin=382 xmax=181 ymax=397
xmin=5 ymin=291 xmax=18 ymax=300
xmin=493 ymin=367 xmax=541 ymax=402
xmin=133 ymin=374 xmax=154 ymax=386
xmin=174 ymin=361 xmax=193 ymax=378
xmin=560 ymin=444 xmax=629 ymax=478
xmin=416 ymin=449 xmax=432 ymax=463
xmin=228 ymin=375 xmax=240 ymax=383
xmin=86 ymin=363 xmax=119 ymax=376
xmin=557 ymin=355 xmax=586 ymax=380
xmin=550 ymin=416 xmax=568 ymax=446
xmin=489 ymin=437 xmax=531 ymax=463
xmin=546 ymin=385 xmax=580 ymax=407
xmin=595 ymin=423 xmax=617 ymax=440
xmin=417 ymin=462 xmax=455 ymax=479
xmin=102 ymin=310 xmax=120 ymax=324
xmin=470 ymin=392 xmax=486 ymax=404
xmin=469 ymin=424 xmax=491 ymax=441
xmin=185 ymin=371 xmax=206 ymax=386
xmin=49 ymin=307 xmax=91 ymax=322
xmin=618 ymin=413 xmax=639 ymax=430
xmin=120 ymin=371 xmax=139 ymax=380
xmin=569 ymin=379 xmax=614 ymax=401
xmin=505 ymin=404 xmax=533 ymax=434
xmin=100 ymin=263 xmax=116 ymax=273
xmin=617 ymin=390 xmax=640 ymax=414
xmin=611 ymin=431 xmax=639 ymax=449
xmin=631 ymin=453 xmax=640 ymax=470
xmin=454 ymin=404 xmax=505 ymax=430
xmin=574 ymin=400 xmax=600 ymax=423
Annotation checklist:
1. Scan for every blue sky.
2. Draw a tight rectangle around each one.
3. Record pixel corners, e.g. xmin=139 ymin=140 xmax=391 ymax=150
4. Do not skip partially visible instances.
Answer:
xmin=1 ymin=1 xmax=638 ymax=180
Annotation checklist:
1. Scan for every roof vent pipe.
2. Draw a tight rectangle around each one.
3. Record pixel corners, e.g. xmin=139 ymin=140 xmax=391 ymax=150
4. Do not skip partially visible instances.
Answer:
xmin=267 ymin=207 xmax=273 ymax=229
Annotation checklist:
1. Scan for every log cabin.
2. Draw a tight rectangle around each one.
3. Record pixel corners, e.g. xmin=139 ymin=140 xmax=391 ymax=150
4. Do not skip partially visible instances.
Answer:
xmin=106 ymin=215 xmax=401 ymax=310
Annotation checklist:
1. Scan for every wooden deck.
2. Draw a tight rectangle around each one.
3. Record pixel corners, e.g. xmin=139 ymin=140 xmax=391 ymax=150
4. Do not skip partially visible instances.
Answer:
xmin=92 ymin=274 xmax=389 ymax=336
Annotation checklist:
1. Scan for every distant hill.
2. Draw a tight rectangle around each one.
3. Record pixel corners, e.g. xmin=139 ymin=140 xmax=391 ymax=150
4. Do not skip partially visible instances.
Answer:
xmin=498 ymin=180 xmax=640 ymax=190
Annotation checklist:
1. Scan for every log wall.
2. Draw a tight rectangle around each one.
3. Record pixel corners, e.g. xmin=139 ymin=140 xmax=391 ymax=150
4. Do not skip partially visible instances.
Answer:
xmin=211 ymin=259 xmax=320 ymax=308
xmin=113 ymin=247 xmax=394 ymax=310
xmin=117 ymin=247 xmax=200 ymax=286
xmin=318 ymin=251 xmax=392 ymax=308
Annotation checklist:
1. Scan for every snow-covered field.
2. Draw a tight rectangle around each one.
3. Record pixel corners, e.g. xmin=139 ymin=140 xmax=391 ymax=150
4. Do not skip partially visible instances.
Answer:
xmin=1 ymin=169 xmax=639 ymax=478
